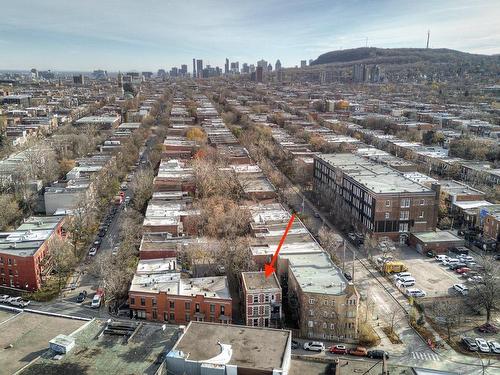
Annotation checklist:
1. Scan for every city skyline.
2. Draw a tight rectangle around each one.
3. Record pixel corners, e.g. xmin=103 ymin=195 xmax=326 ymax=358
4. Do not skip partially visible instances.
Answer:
xmin=1 ymin=0 xmax=499 ymax=71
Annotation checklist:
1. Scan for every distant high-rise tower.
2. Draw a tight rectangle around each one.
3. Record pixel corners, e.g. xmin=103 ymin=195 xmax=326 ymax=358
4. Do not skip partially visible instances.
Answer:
xmin=225 ymin=58 xmax=229 ymax=74
xmin=275 ymin=59 xmax=282 ymax=70
xmin=426 ymin=30 xmax=430 ymax=49
xmin=267 ymin=63 xmax=272 ymax=72
xmin=300 ymin=60 xmax=307 ymax=68
xmin=256 ymin=66 xmax=263 ymax=83
xmin=192 ymin=58 xmax=196 ymax=77
xmin=196 ymin=59 xmax=203 ymax=78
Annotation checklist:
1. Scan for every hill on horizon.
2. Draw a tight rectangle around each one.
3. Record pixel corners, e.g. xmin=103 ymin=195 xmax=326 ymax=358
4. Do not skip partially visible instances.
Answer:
xmin=310 ymin=47 xmax=499 ymax=67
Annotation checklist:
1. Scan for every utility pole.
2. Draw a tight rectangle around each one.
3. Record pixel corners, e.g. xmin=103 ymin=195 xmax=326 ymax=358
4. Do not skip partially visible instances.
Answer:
xmin=342 ymin=239 xmax=346 ymax=272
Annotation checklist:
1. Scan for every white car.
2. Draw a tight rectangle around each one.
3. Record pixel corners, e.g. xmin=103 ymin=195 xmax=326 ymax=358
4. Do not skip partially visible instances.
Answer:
xmin=88 ymin=247 xmax=97 ymax=256
xmin=91 ymin=294 xmax=102 ymax=309
xmin=394 ymin=272 xmax=412 ymax=281
xmin=467 ymin=275 xmax=483 ymax=284
xmin=9 ymin=297 xmax=30 ymax=308
xmin=453 ymin=283 xmax=469 ymax=296
xmin=459 ymin=255 xmax=474 ymax=262
xmin=406 ymin=288 xmax=427 ymax=298
xmin=442 ymin=258 xmax=459 ymax=266
xmin=435 ymin=255 xmax=448 ymax=262
xmin=476 ymin=338 xmax=490 ymax=353
xmin=0 ymin=295 xmax=11 ymax=303
xmin=488 ymin=341 xmax=500 ymax=354
xmin=303 ymin=341 xmax=324 ymax=352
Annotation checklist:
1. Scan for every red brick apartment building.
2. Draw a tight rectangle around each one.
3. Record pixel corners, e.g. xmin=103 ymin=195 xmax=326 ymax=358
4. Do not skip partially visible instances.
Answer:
xmin=128 ymin=261 xmax=232 ymax=324
xmin=0 ymin=216 xmax=65 ymax=291
xmin=314 ymin=154 xmax=438 ymax=243
xmin=242 ymin=271 xmax=282 ymax=328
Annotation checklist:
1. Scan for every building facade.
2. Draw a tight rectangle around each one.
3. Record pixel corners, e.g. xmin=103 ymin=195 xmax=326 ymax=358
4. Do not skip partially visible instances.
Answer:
xmin=242 ymin=271 xmax=282 ymax=328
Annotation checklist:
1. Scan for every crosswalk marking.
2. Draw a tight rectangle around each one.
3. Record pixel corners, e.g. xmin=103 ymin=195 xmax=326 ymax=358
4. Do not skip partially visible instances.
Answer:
xmin=411 ymin=352 xmax=441 ymax=361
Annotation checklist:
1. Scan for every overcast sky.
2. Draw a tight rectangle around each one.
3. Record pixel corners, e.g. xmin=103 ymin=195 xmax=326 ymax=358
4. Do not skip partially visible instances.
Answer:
xmin=1 ymin=0 xmax=499 ymax=71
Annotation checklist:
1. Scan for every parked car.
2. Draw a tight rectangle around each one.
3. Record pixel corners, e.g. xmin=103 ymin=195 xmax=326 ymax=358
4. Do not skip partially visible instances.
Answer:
xmin=458 ymin=255 xmax=474 ymax=262
xmin=451 ymin=246 xmax=469 ymax=255
xmin=9 ymin=297 xmax=30 ymax=308
xmin=456 ymin=267 xmax=471 ymax=274
xmin=291 ymin=340 xmax=299 ymax=349
xmin=477 ymin=323 xmax=498 ymax=334
xmin=488 ymin=341 xmax=500 ymax=354
xmin=88 ymin=247 xmax=97 ymax=256
xmin=329 ymin=345 xmax=348 ymax=354
xmin=449 ymin=263 xmax=467 ymax=270
xmin=303 ymin=341 xmax=324 ymax=352
xmin=453 ymin=283 xmax=469 ymax=296
xmin=93 ymin=239 xmax=101 ymax=248
xmin=112 ymin=246 xmax=119 ymax=256
xmin=435 ymin=255 xmax=448 ymax=262
xmin=348 ymin=346 xmax=368 ymax=357
xmin=91 ymin=294 xmax=102 ymax=309
xmin=313 ymin=211 xmax=320 ymax=218
xmin=443 ymin=258 xmax=459 ymax=266
xmin=426 ymin=250 xmax=435 ymax=258
xmin=343 ymin=272 xmax=352 ymax=281
xmin=394 ymin=272 xmax=412 ymax=280
xmin=467 ymin=275 xmax=483 ymax=284
xmin=476 ymin=338 xmax=491 ymax=353
xmin=406 ymin=288 xmax=427 ymax=298
xmin=367 ymin=350 xmax=389 ymax=359
xmin=462 ymin=337 xmax=478 ymax=351
xmin=76 ymin=290 xmax=88 ymax=303
xmin=0 ymin=295 xmax=10 ymax=303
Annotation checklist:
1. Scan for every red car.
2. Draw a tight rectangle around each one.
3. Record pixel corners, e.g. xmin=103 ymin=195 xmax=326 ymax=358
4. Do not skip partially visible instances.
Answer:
xmin=456 ymin=267 xmax=471 ymax=274
xmin=329 ymin=345 xmax=348 ymax=354
xmin=348 ymin=346 xmax=368 ymax=357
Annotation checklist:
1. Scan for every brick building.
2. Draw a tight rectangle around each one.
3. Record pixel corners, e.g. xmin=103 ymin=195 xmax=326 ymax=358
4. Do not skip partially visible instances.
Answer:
xmin=128 ymin=259 xmax=232 ymax=324
xmin=314 ymin=154 xmax=438 ymax=243
xmin=241 ymin=271 xmax=282 ymax=328
xmin=0 ymin=216 xmax=65 ymax=291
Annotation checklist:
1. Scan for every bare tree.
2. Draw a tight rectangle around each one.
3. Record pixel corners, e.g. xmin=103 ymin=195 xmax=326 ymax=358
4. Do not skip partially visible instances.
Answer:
xmin=0 ymin=194 xmax=22 ymax=230
xmin=467 ymin=256 xmax=500 ymax=323
xmin=129 ymin=167 xmax=154 ymax=212
xmin=430 ymin=298 xmax=462 ymax=340
xmin=49 ymin=236 xmax=77 ymax=292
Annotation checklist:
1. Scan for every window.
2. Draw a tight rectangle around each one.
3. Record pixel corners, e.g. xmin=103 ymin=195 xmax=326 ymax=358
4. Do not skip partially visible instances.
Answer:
xmin=419 ymin=211 xmax=424 ymax=218
xmin=309 ymin=309 xmax=314 ymax=317
xmin=264 ymin=306 xmax=269 ymax=315
xmin=210 ymin=304 xmax=215 ymax=314
xmin=220 ymin=305 xmax=225 ymax=315
xmin=253 ymin=318 xmax=259 ymax=326
xmin=385 ymin=200 xmax=391 ymax=207
xmin=309 ymin=298 xmax=315 ymax=305
xmin=164 ymin=312 xmax=168 ymax=321
xmin=152 ymin=310 xmax=157 ymax=320
xmin=401 ymin=198 xmax=410 ymax=208
xmin=152 ymin=298 xmax=157 ymax=306
xmin=323 ymin=311 xmax=328 ymax=318
xmin=8 ymin=258 xmax=12 ymax=265
xmin=140 ymin=297 xmax=146 ymax=306
xmin=400 ymin=211 xmax=409 ymax=220
xmin=185 ymin=313 xmax=190 ymax=322
xmin=169 ymin=301 xmax=175 ymax=309
xmin=385 ymin=212 xmax=390 ymax=219
xmin=185 ymin=302 xmax=191 ymax=310
xmin=253 ymin=295 xmax=259 ymax=303
xmin=308 ymin=320 xmax=314 ymax=328
xmin=399 ymin=223 xmax=409 ymax=232
xmin=130 ymin=297 xmax=135 ymax=305
xmin=420 ymin=199 xmax=425 ymax=205
xmin=195 ymin=303 xmax=200 ymax=312
xmin=169 ymin=312 xmax=175 ymax=321
xmin=264 ymin=294 xmax=270 ymax=303
xmin=323 ymin=322 xmax=327 ymax=329
xmin=330 ymin=323 xmax=335 ymax=330
xmin=253 ymin=306 xmax=259 ymax=316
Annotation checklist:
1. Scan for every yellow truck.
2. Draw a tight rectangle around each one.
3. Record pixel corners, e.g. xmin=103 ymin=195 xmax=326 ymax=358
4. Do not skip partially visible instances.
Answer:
xmin=382 ymin=261 xmax=408 ymax=274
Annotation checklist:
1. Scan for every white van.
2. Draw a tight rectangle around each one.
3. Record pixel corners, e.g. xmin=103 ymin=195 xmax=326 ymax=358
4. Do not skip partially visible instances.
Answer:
xmin=91 ymin=294 xmax=102 ymax=308
xmin=453 ymin=284 xmax=469 ymax=296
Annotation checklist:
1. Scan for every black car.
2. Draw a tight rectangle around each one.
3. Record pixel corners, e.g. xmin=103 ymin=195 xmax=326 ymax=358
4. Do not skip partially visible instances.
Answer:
xmin=426 ymin=250 xmax=435 ymax=258
xmin=344 ymin=272 xmax=353 ymax=281
xmin=76 ymin=290 xmax=87 ymax=303
xmin=367 ymin=350 xmax=389 ymax=359
xmin=291 ymin=340 xmax=299 ymax=349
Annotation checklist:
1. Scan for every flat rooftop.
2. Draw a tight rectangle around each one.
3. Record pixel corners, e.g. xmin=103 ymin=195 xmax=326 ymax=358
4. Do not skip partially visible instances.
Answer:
xmin=316 ymin=153 xmax=432 ymax=194
xmin=0 ymin=311 xmax=85 ymax=375
xmin=411 ymin=230 xmax=464 ymax=243
xmin=20 ymin=319 xmax=178 ymax=375
xmin=170 ymin=321 xmax=290 ymax=371
xmin=242 ymin=271 xmax=281 ymax=291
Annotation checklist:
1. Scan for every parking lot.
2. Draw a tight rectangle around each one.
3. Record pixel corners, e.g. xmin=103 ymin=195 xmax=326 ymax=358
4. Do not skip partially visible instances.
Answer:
xmin=395 ymin=246 xmax=465 ymax=298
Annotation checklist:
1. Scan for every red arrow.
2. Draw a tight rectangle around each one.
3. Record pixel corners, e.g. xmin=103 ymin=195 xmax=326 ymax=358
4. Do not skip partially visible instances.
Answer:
xmin=264 ymin=213 xmax=296 ymax=278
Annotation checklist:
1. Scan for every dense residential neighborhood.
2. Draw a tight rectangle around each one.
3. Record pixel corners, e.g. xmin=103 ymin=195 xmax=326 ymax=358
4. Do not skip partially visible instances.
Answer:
xmin=0 ymin=1 xmax=499 ymax=374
